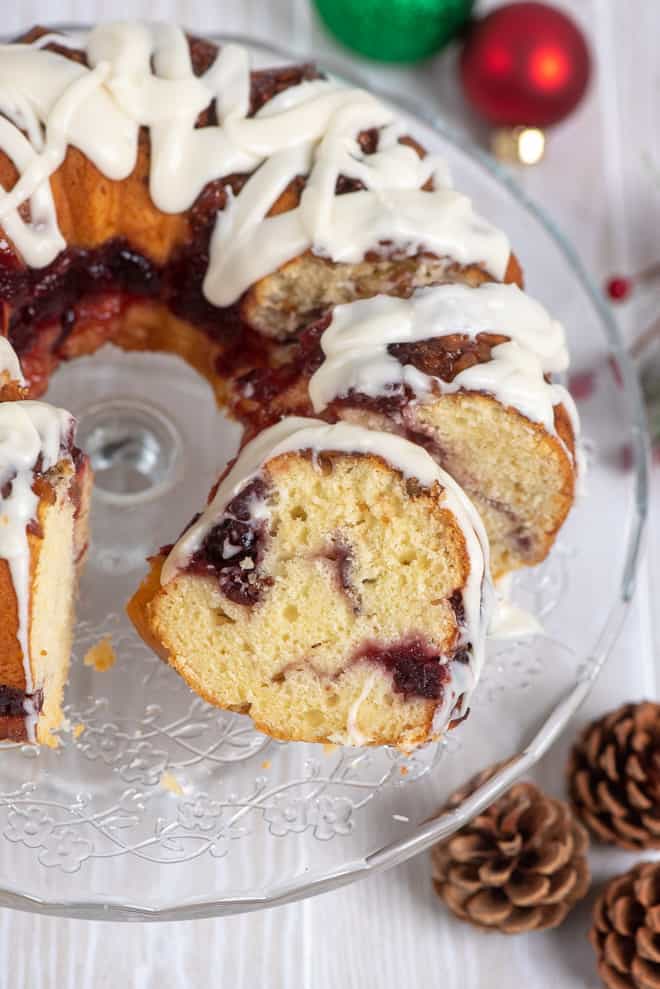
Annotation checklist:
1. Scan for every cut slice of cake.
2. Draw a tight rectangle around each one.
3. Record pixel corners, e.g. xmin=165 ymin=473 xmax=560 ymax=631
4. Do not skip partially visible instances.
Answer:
xmin=128 ymin=418 xmax=491 ymax=749
xmin=0 ymin=369 xmax=92 ymax=744
xmin=234 ymin=284 xmax=580 ymax=579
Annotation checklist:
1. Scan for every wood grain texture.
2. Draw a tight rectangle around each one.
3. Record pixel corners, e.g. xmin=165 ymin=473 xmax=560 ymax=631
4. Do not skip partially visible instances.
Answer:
xmin=0 ymin=1 xmax=658 ymax=986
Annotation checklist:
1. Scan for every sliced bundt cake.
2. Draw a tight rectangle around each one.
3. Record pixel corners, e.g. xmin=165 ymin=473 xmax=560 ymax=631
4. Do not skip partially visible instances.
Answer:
xmin=128 ymin=418 xmax=491 ymax=749
xmin=0 ymin=22 xmax=582 ymax=747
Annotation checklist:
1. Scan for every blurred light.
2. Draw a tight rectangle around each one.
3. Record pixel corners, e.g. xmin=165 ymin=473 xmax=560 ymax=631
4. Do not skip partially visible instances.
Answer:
xmin=529 ymin=46 xmax=570 ymax=91
xmin=517 ymin=127 xmax=546 ymax=165
xmin=491 ymin=126 xmax=546 ymax=166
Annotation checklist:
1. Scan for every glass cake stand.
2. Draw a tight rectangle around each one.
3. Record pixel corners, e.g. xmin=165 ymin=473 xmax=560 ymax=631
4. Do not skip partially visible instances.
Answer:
xmin=0 ymin=34 xmax=648 ymax=921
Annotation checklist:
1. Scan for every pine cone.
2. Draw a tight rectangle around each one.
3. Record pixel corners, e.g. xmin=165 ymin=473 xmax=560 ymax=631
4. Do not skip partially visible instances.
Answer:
xmin=568 ymin=702 xmax=660 ymax=850
xmin=431 ymin=769 xmax=590 ymax=934
xmin=590 ymin=862 xmax=660 ymax=989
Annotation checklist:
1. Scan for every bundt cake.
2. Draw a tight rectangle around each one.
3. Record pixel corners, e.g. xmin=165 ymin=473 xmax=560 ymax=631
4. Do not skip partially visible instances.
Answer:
xmin=128 ymin=418 xmax=491 ymax=748
xmin=0 ymin=344 xmax=90 ymax=744
xmin=231 ymin=283 xmax=579 ymax=578
xmin=0 ymin=21 xmax=580 ymax=747
xmin=1 ymin=23 xmax=521 ymax=399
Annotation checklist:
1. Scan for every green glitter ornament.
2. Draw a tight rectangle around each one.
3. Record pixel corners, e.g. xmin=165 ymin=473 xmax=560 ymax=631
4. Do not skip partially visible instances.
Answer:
xmin=313 ymin=0 xmax=475 ymax=62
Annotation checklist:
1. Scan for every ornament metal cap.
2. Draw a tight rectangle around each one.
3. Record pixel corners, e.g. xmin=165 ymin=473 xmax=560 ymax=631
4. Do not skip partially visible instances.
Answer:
xmin=491 ymin=126 xmax=546 ymax=166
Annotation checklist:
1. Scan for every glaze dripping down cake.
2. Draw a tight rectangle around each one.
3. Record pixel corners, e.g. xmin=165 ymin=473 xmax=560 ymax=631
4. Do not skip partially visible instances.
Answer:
xmin=0 ymin=22 xmax=581 ymax=747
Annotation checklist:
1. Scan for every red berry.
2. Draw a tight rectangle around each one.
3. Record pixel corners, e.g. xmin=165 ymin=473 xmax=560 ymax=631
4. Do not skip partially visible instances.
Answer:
xmin=620 ymin=443 xmax=633 ymax=471
xmin=568 ymin=369 xmax=595 ymax=401
xmin=606 ymin=276 xmax=632 ymax=301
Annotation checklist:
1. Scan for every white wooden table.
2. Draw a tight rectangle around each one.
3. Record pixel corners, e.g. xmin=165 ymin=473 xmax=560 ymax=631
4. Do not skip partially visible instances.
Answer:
xmin=3 ymin=2 xmax=659 ymax=986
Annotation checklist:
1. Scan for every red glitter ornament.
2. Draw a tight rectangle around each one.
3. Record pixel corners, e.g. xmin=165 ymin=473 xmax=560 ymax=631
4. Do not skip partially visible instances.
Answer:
xmin=460 ymin=2 xmax=591 ymax=127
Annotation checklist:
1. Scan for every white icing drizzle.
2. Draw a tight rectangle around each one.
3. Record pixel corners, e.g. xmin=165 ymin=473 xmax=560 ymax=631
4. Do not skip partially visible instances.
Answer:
xmin=22 ymin=695 xmax=41 ymax=743
xmin=29 ymin=32 xmax=89 ymax=51
xmin=162 ymin=416 xmax=492 ymax=739
xmin=0 ymin=337 xmax=25 ymax=385
xmin=0 ymin=399 xmax=74 ymax=738
xmin=342 ymin=672 xmax=377 ymax=747
xmin=309 ymin=283 xmax=580 ymax=458
xmin=0 ymin=22 xmax=509 ymax=305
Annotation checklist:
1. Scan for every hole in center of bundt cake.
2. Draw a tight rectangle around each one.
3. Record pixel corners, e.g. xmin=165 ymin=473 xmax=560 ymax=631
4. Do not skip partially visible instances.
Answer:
xmin=77 ymin=398 xmax=182 ymax=503
xmin=354 ymin=638 xmax=454 ymax=700
xmin=191 ymin=478 xmax=273 ymax=605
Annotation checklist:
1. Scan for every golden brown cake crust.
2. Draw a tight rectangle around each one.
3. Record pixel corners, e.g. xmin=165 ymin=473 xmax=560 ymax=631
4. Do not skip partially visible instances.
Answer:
xmin=125 ymin=555 xmax=171 ymax=665
xmin=0 ymin=480 xmax=53 ymax=694
xmin=0 ymin=558 xmax=25 ymax=691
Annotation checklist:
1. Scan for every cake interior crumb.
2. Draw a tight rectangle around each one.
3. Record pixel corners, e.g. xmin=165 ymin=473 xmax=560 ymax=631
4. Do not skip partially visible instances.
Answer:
xmin=83 ymin=635 xmax=117 ymax=672
xmin=40 ymin=728 xmax=60 ymax=750
xmin=72 ymin=722 xmax=86 ymax=739
xmin=160 ymin=771 xmax=183 ymax=796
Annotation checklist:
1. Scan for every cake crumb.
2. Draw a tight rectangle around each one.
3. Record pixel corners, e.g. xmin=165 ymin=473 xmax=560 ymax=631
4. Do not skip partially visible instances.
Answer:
xmin=72 ymin=723 xmax=86 ymax=739
xmin=261 ymin=760 xmax=271 ymax=770
xmin=323 ymin=743 xmax=338 ymax=755
xmin=40 ymin=729 xmax=60 ymax=750
xmin=160 ymin=772 xmax=183 ymax=796
xmin=399 ymin=766 xmax=409 ymax=777
xmin=83 ymin=636 xmax=116 ymax=672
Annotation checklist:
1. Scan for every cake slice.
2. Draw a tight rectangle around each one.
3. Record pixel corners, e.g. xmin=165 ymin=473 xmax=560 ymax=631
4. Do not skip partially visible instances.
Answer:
xmin=233 ymin=283 xmax=580 ymax=578
xmin=0 ymin=345 xmax=91 ymax=744
xmin=128 ymin=418 xmax=491 ymax=749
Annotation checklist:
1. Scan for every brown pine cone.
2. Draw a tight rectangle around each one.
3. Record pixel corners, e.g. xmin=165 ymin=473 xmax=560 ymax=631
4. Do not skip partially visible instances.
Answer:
xmin=568 ymin=702 xmax=660 ymax=850
xmin=431 ymin=769 xmax=590 ymax=934
xmin=590 ymin=861 xmax=660 ymax=989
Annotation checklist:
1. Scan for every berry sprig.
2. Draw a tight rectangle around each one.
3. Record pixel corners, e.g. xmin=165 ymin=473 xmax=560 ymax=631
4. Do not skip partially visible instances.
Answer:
xmin=605 ymin=262 xmax=660 ymax=303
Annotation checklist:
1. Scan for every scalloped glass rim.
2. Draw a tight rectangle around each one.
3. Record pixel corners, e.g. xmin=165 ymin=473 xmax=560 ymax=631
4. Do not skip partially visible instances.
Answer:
xmin=0 ymin=27 xmax=649 ymax=921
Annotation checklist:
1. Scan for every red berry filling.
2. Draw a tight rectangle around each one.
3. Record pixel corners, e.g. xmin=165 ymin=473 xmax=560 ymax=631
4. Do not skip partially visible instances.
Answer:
xmin=354 ymin=638 xmax=456 ymax=701
xmin=0 ymin=685 xmax=43 ymax=717
xmin=189 ymin=478 xmax=273 ymax=605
